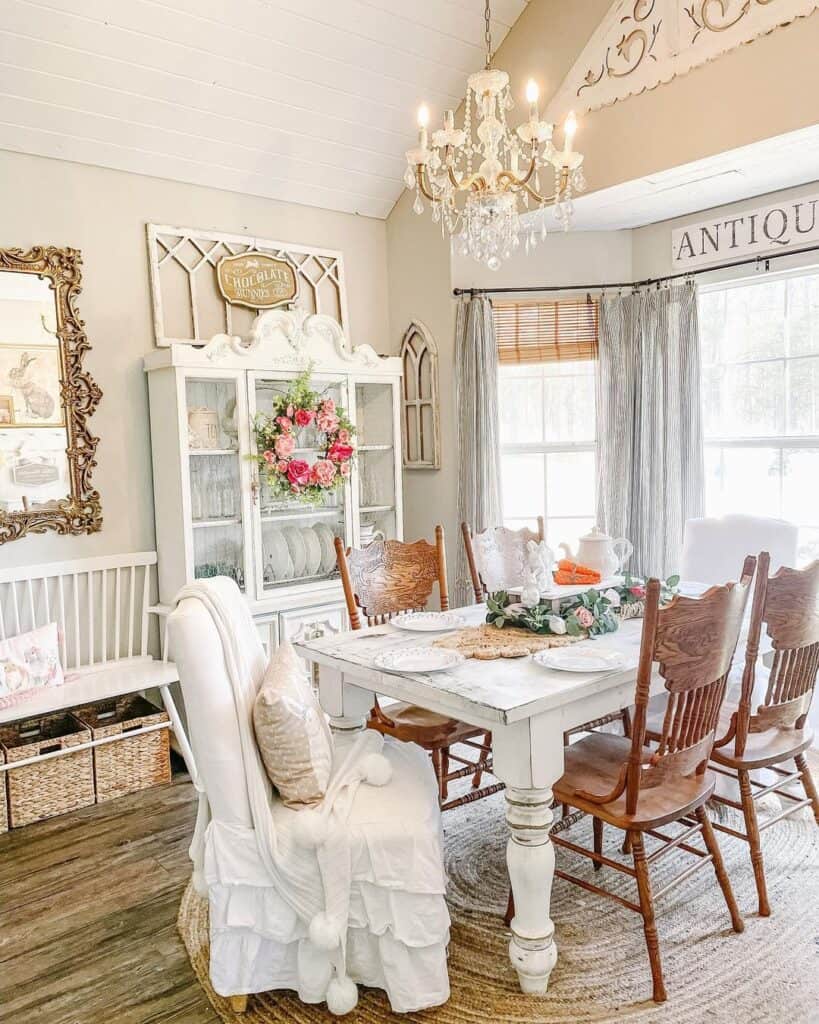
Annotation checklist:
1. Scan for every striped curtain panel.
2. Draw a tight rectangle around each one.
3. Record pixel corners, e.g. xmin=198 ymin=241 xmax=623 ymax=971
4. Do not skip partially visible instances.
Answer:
xmin=455 ymin=296 xmax=503 ymax=607
xmin=596 ymin=282 xmax=704 ymax=578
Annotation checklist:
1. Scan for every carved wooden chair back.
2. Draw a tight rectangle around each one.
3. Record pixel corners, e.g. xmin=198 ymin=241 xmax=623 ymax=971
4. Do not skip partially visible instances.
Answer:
xmin=725 ymin=554 xmax=819 ymax=757
xmin=626 ymin=559 xmax=755 ymax=815
xmin=335 ymin=526 xmax=448 ymax=630
xmin=461 ymin=518 xmax=545 ymax=603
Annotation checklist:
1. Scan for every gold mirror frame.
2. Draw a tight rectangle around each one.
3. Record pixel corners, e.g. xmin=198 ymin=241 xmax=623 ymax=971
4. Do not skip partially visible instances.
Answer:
xmin=0 ymin=246 xmax=102 ymax=543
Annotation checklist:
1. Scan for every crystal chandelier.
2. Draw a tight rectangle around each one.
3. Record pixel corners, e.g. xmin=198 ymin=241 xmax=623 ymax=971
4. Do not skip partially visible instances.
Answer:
xmin=404 ymin=0 xmax=586 ymax=270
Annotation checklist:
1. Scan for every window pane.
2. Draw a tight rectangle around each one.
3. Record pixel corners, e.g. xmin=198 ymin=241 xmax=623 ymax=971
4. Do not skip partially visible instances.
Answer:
xmin=787 ymin=356 xmax=819 ymax=435
xmin=542 ymin=365 xmax=596 ymax=443
xmin=782 ymin=448 xmax=819 ymax=525
xmin=704 ymin=445 xmax=726 ymax=517
xmin=546 ymin=517 xmax=595 ymax=556
xmin=711 ymin=447 xmax=782 ymax=518
xmin=788 ymin=273 xmax=819 ymax=357
xmin=501 ymin=454 xmax=544 ymax=519
xmin=498 ymin=371 xmax=542 ymax=443
xmin=547 ymin=451 xmax=595 ymax=517
xmin=704 ymin=361 xmax=785 ymax=438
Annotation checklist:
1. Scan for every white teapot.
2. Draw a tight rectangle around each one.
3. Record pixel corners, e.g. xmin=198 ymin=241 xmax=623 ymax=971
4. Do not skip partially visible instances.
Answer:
xmin=560 ymin=526 xmax=633 ymax=578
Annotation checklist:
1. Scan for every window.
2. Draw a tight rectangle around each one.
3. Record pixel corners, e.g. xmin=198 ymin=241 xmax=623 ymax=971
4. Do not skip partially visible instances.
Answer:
xmin=699 ymin=268 xmax=819 ymax=565
xmin=494 ymin=299 xmax=598 ymax=552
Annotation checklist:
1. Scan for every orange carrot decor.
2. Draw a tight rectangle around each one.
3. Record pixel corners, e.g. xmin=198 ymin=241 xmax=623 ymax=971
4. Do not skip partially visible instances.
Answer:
xmin=553 ymin=559 xmax=602 ymax=586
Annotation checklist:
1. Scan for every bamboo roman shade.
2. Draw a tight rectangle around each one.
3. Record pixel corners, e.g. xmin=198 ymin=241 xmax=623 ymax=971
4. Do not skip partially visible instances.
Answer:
xmin=493 ymin=297 xmax=599 ymax=364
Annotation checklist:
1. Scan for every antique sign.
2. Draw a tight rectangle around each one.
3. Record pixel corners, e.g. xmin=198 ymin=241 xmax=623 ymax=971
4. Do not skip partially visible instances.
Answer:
xmin=216 ymin=251 xmax=298 ymax=309
xmin=671 ymin=193 xmax=819 ymax=270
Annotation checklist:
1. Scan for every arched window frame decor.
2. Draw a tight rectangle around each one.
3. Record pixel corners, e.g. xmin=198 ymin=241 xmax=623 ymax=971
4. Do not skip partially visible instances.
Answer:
xmin=400 ymin=320 xmax=441 ymax=470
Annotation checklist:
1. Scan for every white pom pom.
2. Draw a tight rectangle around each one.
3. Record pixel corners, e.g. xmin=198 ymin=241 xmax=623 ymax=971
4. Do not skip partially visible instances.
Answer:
xmin=360 ymin=752 xmax=392 ymax=787
xmin=309 ymin=911 xmax=342 ymax=951
xmin=293 ymin=810 xmax=329 ymax=849
xmin=326 ymin=975 xmax=358 ymax=1015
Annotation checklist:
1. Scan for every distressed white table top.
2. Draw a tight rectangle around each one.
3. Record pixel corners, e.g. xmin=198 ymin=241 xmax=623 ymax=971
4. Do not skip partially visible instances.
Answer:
xmin=295 ymin=603 xmax=647 ymax=727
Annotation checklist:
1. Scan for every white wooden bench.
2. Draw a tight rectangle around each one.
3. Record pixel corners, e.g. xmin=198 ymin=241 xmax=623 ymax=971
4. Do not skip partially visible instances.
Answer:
xmin=0 ymin=552 xmax=197 ymax=782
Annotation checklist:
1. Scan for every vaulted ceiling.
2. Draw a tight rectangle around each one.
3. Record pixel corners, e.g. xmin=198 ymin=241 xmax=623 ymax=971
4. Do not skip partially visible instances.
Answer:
xmin=0 ymin=0 xmax=528 ymax=218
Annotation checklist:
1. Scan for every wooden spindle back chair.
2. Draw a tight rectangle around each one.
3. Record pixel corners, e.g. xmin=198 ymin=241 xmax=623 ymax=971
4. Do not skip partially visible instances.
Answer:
xmin=334 ymin=527 xmax=503 ymax=810
xmin=543 ymin=561 xmax=755 ymax=1003
xmin=711 ymin=554 xmax=819 ymax=915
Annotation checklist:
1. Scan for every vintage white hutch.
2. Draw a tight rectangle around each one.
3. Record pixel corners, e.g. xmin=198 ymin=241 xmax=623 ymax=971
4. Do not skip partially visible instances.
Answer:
xmin=144 ymin=309 xmax=403 ymax=649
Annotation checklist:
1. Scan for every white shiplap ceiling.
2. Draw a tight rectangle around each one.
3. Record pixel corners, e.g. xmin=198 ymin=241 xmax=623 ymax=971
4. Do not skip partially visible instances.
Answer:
xmin=0 ymin=0 xmax=528 ymax=218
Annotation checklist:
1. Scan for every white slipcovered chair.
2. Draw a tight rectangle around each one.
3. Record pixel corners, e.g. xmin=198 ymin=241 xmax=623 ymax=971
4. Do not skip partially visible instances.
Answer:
xmin=680 ymin=514 xmax=798 ymax=586
xmin=167 ymin=578 xmax=451 ymax=1015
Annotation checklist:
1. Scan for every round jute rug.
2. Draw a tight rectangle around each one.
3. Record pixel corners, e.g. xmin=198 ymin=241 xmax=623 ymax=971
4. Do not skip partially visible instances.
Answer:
xmin=178 ymin=793 xmax=819 ymax=1023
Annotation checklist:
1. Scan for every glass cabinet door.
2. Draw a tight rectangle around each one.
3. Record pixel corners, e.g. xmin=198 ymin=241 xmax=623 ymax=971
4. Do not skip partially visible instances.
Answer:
xmin=355 ymin=382 xmax=398 ymax=542
xmin=186 ymin=377 xmax=247 ymax=591
xmin=252 ymin=376 xmax=348 ymax=592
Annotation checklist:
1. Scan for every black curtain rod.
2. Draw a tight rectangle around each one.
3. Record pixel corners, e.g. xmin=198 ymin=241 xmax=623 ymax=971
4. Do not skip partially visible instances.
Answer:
xmin=452 ymin=240 xmax=819 ymax=297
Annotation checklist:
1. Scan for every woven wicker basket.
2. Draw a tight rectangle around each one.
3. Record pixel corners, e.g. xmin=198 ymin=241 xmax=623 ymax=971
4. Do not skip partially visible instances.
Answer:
xmin=74 ymin=696 xmax=171 ymax=804
xmin=0 ymin=712 xmax=94 ymax=828
xmin=0 ymin=747 xmax=8 ymax=835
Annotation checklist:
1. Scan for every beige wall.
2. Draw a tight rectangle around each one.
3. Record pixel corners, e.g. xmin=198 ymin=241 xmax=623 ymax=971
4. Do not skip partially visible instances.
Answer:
xmin=501 ymin=3 xmax=819 ymax=197
xmin=0 ymin=150 xmax=389 ymax=569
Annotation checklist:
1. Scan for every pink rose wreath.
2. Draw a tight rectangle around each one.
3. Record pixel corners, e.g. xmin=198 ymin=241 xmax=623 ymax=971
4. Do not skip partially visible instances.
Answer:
xmin=252 ymin=368 xmax=356 ymax=503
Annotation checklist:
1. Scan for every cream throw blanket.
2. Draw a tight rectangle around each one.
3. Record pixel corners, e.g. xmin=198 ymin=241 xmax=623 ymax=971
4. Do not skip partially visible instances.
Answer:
xmin=175 ymin=581 xmax=392 ymax=1014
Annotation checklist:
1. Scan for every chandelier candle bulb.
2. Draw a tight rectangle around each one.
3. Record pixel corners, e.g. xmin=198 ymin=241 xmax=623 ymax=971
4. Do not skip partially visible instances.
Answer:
xmin=525 ymin=79 xmax=539 ymax=121
xmin=417 ymin=104 xmax=429 ymax=149
xmin=564 ymin=111 xmax=577 ymax=154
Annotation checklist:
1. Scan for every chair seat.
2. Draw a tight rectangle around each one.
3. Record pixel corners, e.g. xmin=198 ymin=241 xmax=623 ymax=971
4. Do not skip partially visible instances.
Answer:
xmin=711 ymin=701 xmax=814 ymax=769
xmin=554 ymin=732 xmax=715 ymax=829
xmin=368 ymin=702 xmax=483 ymax=748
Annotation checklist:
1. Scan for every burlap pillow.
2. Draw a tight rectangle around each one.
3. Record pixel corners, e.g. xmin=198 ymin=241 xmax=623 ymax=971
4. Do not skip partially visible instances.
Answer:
xmin=252 ymin=641 xmax=334 ymax=808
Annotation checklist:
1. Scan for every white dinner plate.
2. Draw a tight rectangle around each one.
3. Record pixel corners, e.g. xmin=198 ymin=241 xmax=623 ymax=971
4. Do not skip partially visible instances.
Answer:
xmin=268 ymin=528 xmax=293 ymax=581
xmin=283 ymin=526 xmax=307 ymax=577
xmin=301 ymin=527 xmax=323 ymax=577
xmin=533 ymin=647 xmax=627 ymax=673
xmin=391 ymin=611 xmax=466 ymax=632
xmin=314 ymin=522 xmax=338 ymax=575
xmin=374 ymin=647 xmax=464 ymax=674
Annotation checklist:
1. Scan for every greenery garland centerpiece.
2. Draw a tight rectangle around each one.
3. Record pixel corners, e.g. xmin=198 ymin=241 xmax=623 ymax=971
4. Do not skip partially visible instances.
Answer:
xmin=485 ymin=574 xmax=680 ymax=638
xmin=250 ymin=367 xmax=356 ymax=504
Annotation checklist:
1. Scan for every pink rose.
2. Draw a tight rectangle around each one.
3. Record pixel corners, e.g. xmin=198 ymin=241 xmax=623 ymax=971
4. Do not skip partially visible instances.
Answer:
xmin=286 ymin=459 xmax=311 ymax=487
xmin=294 ymin=408 xmax=314 ymax=427
xmin=575 ymin=607 xmax=595 ymax=629
xmin=340 ymin=462 xmax=351 ymax=478
xmin=286 ymin=404 xmax=295 ymax=418
xmin=275 ymin=434 xmax=295 ymax=458
xmin=276 ymin=415 xmax=292 ymax=431
xmin=629 ymin=586 xmax=646 ymax=598
xmin=311 ymin=459 xmax=336 ymax=487
xmin=317 ymin=411 xmax=339 ymax=433
xmin=322 ymin=398 xmax=336 ymax=413
xmin=262 ymin=450 xmax=275 ymax=464
xmin=337 ymin=428 xmax=350 ymax=443
xmin=327 ymin=441 xmax=354 ymax=463
xmin=276 ymin=460 xmax=288 ymax=473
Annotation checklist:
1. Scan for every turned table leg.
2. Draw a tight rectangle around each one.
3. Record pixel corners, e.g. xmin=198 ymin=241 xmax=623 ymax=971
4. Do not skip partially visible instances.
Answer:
xmin=493 ymin=715 xmax=563 ymax=995
xmin=505 ymin=786 xmax=558 ymax=993
xmin=318 ymin=667 xmax=374 ymax=737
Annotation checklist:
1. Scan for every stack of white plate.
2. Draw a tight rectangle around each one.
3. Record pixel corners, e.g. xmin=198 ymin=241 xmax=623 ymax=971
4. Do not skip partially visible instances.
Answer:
xmin=265 ymin=522 xmax=339 ymax=583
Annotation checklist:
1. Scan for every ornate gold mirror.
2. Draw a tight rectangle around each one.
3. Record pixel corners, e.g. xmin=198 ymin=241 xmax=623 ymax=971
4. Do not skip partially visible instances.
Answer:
xmin=0 ymin=247 xmax=101 ymax=543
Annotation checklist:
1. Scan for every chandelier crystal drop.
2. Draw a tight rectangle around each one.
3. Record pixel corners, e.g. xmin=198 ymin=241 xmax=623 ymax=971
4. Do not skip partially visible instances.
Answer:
xmin=405 ymin=0 xmax=586 ymax=270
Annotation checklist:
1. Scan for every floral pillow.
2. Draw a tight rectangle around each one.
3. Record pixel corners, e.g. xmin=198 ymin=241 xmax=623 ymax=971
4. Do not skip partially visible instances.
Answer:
xmin=0 ymin=623 xmax=64 ymax=710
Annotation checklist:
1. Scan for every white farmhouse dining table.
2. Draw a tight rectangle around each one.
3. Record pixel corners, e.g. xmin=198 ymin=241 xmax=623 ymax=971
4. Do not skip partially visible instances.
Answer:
xmin=294 ymin=601 xmax=661 ymax=996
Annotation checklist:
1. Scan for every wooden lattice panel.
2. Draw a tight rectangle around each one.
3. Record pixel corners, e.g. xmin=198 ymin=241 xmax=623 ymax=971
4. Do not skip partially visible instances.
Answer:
xmin=147 ymin=224 xmax=348 ymax=347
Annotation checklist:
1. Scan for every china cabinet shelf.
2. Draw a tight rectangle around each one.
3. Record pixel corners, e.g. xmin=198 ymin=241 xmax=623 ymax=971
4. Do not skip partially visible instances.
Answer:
xmin=192 ymin=517 xmax=242 ymax=529
xmin=145 ymin=311 xmax=403 ymax=641
xmin=259 ymin=508 xmax=341 ymax=523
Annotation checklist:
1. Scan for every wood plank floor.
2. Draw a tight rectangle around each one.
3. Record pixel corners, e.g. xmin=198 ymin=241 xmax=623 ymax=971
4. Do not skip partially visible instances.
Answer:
xmin=0 ymin=773 xmax=218 ymax=1024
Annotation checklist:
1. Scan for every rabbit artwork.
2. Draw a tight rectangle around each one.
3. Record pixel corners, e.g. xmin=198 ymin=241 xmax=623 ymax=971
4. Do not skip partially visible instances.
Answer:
xmin=7 ymin=351 xmax=57 ymax=421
